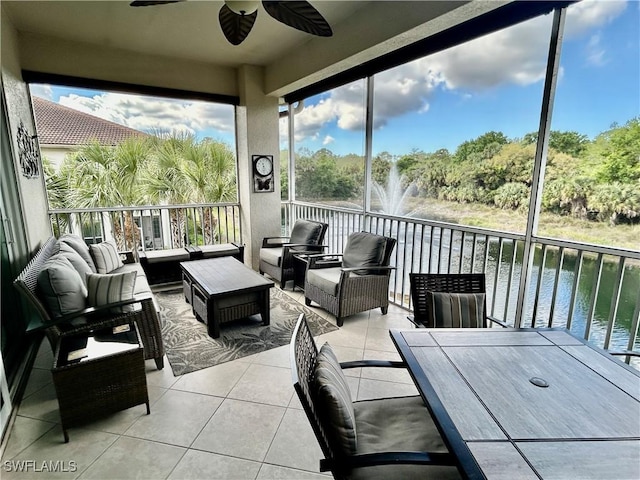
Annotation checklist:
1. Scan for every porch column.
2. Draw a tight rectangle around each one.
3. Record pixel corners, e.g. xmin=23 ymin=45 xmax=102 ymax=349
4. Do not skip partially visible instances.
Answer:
xmin=236 ymin=65 xmax=280 ymax=270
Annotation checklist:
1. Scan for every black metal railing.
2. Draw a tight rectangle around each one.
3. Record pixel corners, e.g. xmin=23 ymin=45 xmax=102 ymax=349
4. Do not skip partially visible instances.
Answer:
xmin=285 ymin=201 xmax=640 ymax=365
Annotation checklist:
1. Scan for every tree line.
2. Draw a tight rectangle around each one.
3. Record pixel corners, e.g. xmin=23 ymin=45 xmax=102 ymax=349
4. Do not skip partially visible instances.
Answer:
xmin=44 ymin=117 xmax=639 ymax=229
xmin=285 ymin=117 xmax=640 ymax=225
xmin=45 ymin=133 xmax=237 ymax=209
xmin=44 ymin=134 xmax=237 ymax=248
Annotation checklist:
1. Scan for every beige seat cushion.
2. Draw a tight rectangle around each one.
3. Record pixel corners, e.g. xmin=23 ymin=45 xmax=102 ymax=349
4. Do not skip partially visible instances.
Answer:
xmin=306 ymin=267 xmax=342 ymax=296
xmin=259 ymin=247 xmax=283 ymax=267
xmin=199 ymin=244 xmax=239 ymax=258
xmin=112 ymin=263 xmax=146 ymax=278
xmin=143 ymin=248 xmax=190 ymax=263
xmin=348 ymin=395 xmax=460 ymax=480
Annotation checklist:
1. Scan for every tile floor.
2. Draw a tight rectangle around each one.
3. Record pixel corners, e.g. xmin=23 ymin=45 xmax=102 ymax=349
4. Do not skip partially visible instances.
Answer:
xmin=1 ymin=288 xmax=418 ymax=480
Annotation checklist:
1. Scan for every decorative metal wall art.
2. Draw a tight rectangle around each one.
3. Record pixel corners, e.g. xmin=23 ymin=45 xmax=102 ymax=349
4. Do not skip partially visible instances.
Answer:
xmin=17 ymin=120 xmax=40 ymax=178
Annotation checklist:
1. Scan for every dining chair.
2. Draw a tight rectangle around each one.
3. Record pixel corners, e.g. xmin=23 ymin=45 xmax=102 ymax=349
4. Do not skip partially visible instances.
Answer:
xmin=408 ymin=273 xmax=508 ymax=328
xmin=259 ymin=219 xmax=328 ymax=289
xmin=290 ymin=314 xmax=460 ymax=480
xmin=304 ymin=232 xmax=396 ymax=326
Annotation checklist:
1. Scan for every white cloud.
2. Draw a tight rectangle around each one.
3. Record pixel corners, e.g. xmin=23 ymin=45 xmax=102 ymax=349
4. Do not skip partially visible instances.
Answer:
xmin=586 ymin=33 xmax=607 ymax=66
xmin=56 ymin=92 xmax=235 ymax=138
xmin=294 ymin=0 xmax=628 ymax=142
xmin=30 ymin=84 xmax=53 ymax=100
xmin=322 ymin=135 xmax=335 ymax=145
xmin=564 ymin=0 xmax=627 ymax=37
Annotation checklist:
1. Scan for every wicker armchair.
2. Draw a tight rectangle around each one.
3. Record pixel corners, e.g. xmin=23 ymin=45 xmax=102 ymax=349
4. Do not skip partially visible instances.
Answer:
xmin=304 ymin=232 xmax=396 ymax=327
xmin=290 ymin=314 xmax=459 ymax=480
xmin=14 ymin=237 xmax=164 ymax=369
xmin=259 ymin=219 xmax=328 ymax=289
xmin=408 ymin=273 xmax=508 ymax=329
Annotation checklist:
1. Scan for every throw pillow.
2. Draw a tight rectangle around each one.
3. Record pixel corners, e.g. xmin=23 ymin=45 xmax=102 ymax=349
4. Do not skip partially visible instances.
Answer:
xmin=314 ymin=343 xmax=357 ymax=456
xmin=90 ymin=240 xmax=123 ymax=274
xmin=86 ymin=271 xmax=137 ymax=313
xmin=59 ymin=234 xmax=97 ymax=272
xmin=37 ymin=255 xmax=87 ymax=318
xmin=427 ymin=292 xmax=486 ymax=328
xmin=289 ymin=220 xmax=323 ymax=249
xmin=56 ymin=241 xmax=93 ymax=286
xmin=342 ymin=232 xmax=387 ymax=275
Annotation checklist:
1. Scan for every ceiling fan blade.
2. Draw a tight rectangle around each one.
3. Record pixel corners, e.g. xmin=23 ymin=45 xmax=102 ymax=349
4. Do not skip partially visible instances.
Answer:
xmin=219 ymin=4 xmax=257 ymax=45
xmin=130 ymin=1 xmax=184 ymax=6
xmin=262 ymin=1 xmax=332 ymax=37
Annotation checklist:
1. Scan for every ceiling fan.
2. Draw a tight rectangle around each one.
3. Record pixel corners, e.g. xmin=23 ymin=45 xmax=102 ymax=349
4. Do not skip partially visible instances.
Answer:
xmin=130 ymin=1 xmax=333 ymax=46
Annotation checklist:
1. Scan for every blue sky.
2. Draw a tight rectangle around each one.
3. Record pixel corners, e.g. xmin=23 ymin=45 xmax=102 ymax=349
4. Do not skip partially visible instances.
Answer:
xmin=293 ymin=0 xmax=639 ymax=156
xmin=31 ymin=0 xmax=638 ymax=158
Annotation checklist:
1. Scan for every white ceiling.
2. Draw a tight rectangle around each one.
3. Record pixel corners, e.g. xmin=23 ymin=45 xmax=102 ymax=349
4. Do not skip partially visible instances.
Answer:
xmin=2 ymin=1 xmax=484 ymax=94
xmin=2 ymin=1 xmax=387 ymax=67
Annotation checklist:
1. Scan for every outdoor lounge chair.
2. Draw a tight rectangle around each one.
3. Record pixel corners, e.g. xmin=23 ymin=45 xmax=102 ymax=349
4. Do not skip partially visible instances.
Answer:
xmin=290 ymin=313 xmax=460 ymax=480
xmin=259 ymin=219 xmax=328 ymax=289
xmin=304 ymin=232 xmax=396 ymax=327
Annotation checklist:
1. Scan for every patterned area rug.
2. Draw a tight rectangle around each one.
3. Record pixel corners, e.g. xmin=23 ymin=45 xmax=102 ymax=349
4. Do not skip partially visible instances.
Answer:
xmin=156 ymin=287 xmax=337 ymax=376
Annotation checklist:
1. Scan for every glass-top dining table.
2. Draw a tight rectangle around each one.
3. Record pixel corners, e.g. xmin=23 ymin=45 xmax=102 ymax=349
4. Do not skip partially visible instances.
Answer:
xmin=390 ymin=327 xmax=640 ymax=480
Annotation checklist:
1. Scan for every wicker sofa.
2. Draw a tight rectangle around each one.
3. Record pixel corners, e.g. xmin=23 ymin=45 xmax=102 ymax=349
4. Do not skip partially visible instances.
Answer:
xmin=14 ymin=235 xmax=164 ymax=369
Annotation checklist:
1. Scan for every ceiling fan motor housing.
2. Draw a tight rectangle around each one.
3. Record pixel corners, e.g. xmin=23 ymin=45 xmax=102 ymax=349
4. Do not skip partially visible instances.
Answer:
xmin=225 ymin=1 xmax=259 ymax=15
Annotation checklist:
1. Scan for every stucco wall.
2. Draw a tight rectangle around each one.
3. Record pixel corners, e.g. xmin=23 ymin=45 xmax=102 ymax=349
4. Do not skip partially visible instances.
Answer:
xmin=237 ymin=66 xmax=281 ymax=270
xmin=1 ymin=11 xmax=51 ymax=250
xmin=19 ymin=32 xmax=238 ymax=98
xmin=2 ymin=8 xmax=282 ymax=271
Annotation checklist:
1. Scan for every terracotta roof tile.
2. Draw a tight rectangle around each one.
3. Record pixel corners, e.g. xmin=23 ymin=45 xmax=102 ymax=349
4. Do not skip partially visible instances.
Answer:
xmin=33 ymin=96 xmax=147 ymax=146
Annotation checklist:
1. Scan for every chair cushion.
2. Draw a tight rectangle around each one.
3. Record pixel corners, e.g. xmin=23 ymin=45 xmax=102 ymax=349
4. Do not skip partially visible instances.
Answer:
xmin=142 ymin=248 xmax=190 ymax=263
xmin=306 ymin=267 xmax=342 ymax=296
xmin=112 ymin=262 xmax=146 ymax=278
xmin=199 ymin=244 xmax=239 ymax=258
xmin=56 ymin=241 xmax=93 ymax=286
xmin=350 ymin=396 xmax=459 ymax=480
xmin=428 ymin=292 xmax=486 ymax=328
xmin=37 ymin=255 xmax=87 ymax=318
xmin=289 ymin=220 xmax=324 ymax=248
xmin=58 ymin=234 xmax=97 ymax=272
xmin=342 ymin=233 xmax=386 ymax=274
xmin=314 ymin=343 xmax=357 ymax=456
xmin=259 ymin=246 xmax=283 ymax=267
xmin=90 ymin=240 xmax=123 ymax=274
xmin=86 ymin=271 xmax=137 ymax=313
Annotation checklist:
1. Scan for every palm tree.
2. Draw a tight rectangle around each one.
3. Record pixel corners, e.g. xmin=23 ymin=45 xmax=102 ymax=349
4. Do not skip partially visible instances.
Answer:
xmin=42 ymin=156 xmax=72 ymax=236
xmin=47 ymin=133 xmax=238 ymax=249
xmin=181 ymin=138 xmax=237 ymax=243
xmin=60 ymin=137 xmax=152 ymax=249
xmin=143 ymin=133 xmax=237 ymax=246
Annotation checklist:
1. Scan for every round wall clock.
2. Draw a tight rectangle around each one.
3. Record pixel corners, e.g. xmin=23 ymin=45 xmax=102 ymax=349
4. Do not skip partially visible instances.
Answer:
xmin=252 ymin=155 xmax=274 ymax=192
xmin=255 ymin=155 xmax=273 ymax=176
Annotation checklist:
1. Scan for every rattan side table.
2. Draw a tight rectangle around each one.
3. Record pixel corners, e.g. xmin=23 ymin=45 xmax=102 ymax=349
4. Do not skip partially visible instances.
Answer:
xmin=52 ymin=322 xmax=150 ymax=442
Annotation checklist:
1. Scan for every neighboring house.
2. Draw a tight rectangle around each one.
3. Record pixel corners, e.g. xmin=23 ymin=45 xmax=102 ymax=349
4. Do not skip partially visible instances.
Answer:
xmin=32 ymin=96 xmax=162 ymax=247
xmin=32 ymin=96 xmax=147 ymax=168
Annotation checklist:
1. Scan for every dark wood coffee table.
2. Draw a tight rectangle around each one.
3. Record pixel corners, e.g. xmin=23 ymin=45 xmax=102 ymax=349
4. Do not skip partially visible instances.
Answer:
xmin=181 ymin=257 xmax=274 ymax=338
